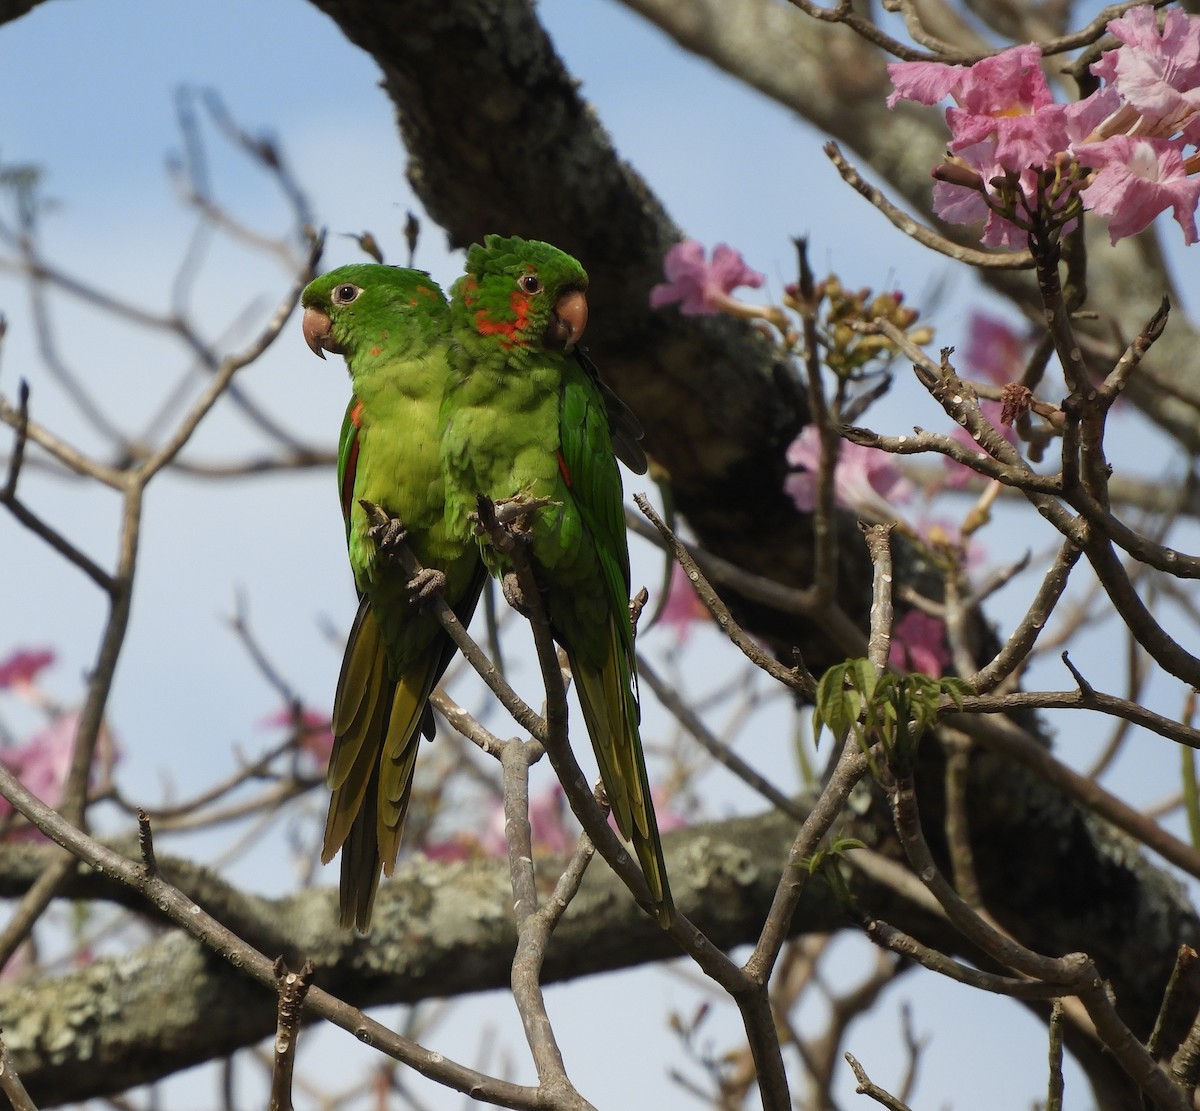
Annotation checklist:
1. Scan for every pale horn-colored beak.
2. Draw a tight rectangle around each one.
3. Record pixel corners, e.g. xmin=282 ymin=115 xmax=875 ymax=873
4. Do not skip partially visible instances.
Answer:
xmin=546 ymin=289 xmax=588 ymax=350
xmin=302 ymin=304 xmax=342 ymax=358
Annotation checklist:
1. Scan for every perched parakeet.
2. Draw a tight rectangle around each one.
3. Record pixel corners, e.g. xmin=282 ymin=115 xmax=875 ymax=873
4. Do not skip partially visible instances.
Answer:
xmin=302 ymin=264 xmax=485 ymax=931
xmin=440 ymin=235 xmax=673 ymax=926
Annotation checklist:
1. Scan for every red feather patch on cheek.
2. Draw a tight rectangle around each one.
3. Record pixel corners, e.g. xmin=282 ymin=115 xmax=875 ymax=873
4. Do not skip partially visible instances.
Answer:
xmin=460 ymin=276 xmax=479 ymax=309
xmin=473 ymin=289 xmax=532 ymax=349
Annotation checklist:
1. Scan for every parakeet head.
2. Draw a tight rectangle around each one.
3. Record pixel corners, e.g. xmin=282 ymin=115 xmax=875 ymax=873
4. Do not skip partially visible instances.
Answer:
xmin=301 ymin=264 xmax=448 ymax=361
xmin=450 ymin=235 xmax=589 ymax=353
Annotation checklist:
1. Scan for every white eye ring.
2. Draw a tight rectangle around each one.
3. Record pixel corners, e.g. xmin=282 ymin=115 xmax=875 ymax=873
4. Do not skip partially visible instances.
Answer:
xmin=332 ymin=283 xmax=362 ymax=305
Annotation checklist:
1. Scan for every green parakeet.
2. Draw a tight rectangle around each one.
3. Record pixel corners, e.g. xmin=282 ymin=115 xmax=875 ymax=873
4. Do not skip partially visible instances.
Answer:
xmin=440 ymin=235 xmax=673 ymax=926
xmin=302 ymin=264 xmax=485 ymax=931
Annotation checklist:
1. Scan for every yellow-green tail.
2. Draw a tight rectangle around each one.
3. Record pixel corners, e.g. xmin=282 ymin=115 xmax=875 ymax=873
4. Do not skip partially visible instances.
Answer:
xmin=323 ymin=603 xmax=438 ymax=931
xmin=571 ymin=619 xmax=674 ymax=926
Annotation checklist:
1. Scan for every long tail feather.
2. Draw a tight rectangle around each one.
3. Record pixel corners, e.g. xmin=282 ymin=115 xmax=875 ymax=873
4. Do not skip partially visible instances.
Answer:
xmin=338 ymin=763 xmax=382 ymax=930
xmin=322 ymin=603 xmax=440 ymax=931
xmin=570 ymin=618 xmax=674 ymax=926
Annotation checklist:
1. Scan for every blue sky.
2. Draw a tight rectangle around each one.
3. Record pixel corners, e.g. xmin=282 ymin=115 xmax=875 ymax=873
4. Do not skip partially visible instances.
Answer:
xmin=3 ymin=0 xmax=1197 ymax=1106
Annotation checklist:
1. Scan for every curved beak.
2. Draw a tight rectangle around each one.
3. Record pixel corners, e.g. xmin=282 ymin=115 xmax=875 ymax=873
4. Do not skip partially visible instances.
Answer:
xmin=302 ymin=304 xmax=342 ymax=358
xmin=545 ymin=289 xmax=588 ymax=350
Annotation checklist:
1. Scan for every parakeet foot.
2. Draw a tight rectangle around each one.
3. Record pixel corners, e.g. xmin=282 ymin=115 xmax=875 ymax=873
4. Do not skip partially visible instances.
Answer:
xmin=501 ymin=571 xmax=549 ymax=625
xmin=369 ymin=516 xmax=409 ymax=552
xmin=361 ymin=500 xmax=410 ymax=555
xmin=407 ymin=567 xmax=447 ymax=606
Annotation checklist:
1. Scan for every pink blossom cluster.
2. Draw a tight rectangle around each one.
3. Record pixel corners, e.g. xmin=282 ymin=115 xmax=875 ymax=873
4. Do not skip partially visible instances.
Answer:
xmin=0 ymin=648 xmax=73 ymax=838
xmin=888 ymin=610 xmax=951 ymax=678
xmin=0 ymin=712 xmax=77 ymax=839
xmin=649 ymin=240 xmax=765 ymax=316
xmin=963 ymin=311 xmax=1030 ymax=386
xmin=888 ymin=6 xmax=1200 ymax=246
xmin=785 ymin=425 xmax=916 ymax=522
xmin=0 ymin=648 xmax=55 ymax=691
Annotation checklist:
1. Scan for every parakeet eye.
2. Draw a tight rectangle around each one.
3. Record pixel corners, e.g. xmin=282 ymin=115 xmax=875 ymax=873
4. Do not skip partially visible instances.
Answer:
xmin=518 ymin=273 xmax=542 ymax=295
xmin=332 ymin=284 xmax=363 ymax=305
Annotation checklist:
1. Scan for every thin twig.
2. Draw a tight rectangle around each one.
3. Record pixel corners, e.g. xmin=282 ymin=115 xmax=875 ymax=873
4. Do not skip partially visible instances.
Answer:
xmin=0 ymin=759 xmax=582 ymax=1111
xmin=844 ymin=1052 xmax=914 ymax=1111
xmin=1146 ymin=946 xmax=1198 ymax=1061
xmin=825 ymin=143 xmax=1033 ymax=270
xmin=889 ymin=768 xmax=1187 ymax=1108
xmin=638 ymin=654 xmax=807 ymax=822
xmin=796 ymin=238 xmax=840 ymax=607
xmin=269 ymin=958 xmax=315 ymax=1111
xmin=634 ymin=493 xmax=815 ymax=695
xmin=0 ymin=1032 xmax=37 ymax=1111
xmin=501 ymin=737 xmax=589 ymax=1102
xmin=137 ymin=809 xmax=159 ymax=877
xmin=1 ymin=378 xmax=28 ymax=499
xmin=1047 ymin=1000 xmax=1066 ymax=1111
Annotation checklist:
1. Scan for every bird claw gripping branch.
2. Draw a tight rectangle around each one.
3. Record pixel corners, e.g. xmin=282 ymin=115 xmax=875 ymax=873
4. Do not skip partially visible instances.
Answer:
xmin=406 ymin=566 xmax=447 ymax=607
xmin=362 ymin=501 xmax=410 ymax=555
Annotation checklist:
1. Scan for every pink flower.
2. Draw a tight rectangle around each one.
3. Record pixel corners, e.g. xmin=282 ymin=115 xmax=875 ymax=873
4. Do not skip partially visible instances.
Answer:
xmin=890 ymin=9 xmax=1200 ymax=248
xmin=929 ymin=141 xmax=1032 ymax=249
xmin=1092 ymin=7 xmax=1200 ymax=138
xmin=886 ymin=59 xmax=965 ymax=108
xmin=649 ymin=240 xmax=765 ymax=316
xmin=0 ymin=648 xmax=55 ymax=692
xmin=419 ymin=835 xmax=476 ymax=863
xmin=262 ymin=706 xmax=335 ymax=769
xmin=786 ymin=426 xmax=914 ymax=521
xmin=657 ymin=563 xmax=712 ymax=645
xmin=1065 ymin=87 xmax=1124 ymax=146
xmin=941 ymin=401 xmax=1019 ymax=488
xmin=963 ymin=312 xmax=1028 ymax=386
xmin=0 ymin=711 xmax=77 ymax=839
xmin=888 ymin=45 xmax=1051 ymax=114
xmin=888 ymin=611 xmax=950 ymax=678
xmin=891 ymin=45 xmax=1063 ymax=172
xmin=1076 ymin=134 xmax=1200 ymax=243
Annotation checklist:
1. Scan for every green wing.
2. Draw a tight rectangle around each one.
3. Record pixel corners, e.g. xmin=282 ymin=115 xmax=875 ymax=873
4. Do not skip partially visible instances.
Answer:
xmin=338 ymin=396 xmax=363 ymax=552
xmin=573 ymin=345 xmax=647 ymax=476
xmin=551 ymin=359 xmax=673 ymax=925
